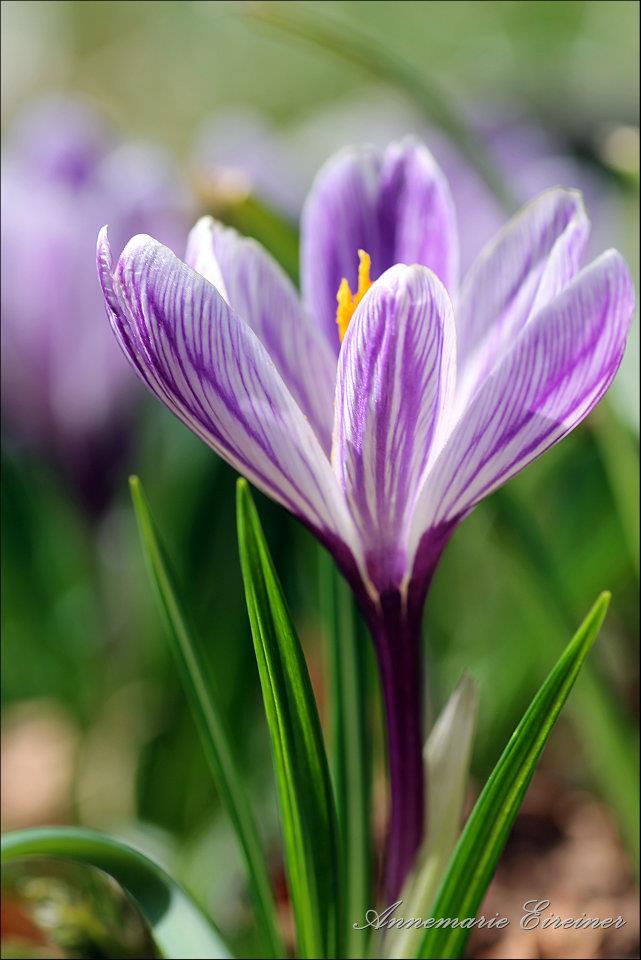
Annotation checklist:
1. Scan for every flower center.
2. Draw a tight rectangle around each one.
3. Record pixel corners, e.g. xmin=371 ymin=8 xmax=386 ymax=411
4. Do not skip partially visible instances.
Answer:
xmin=335 ymin=249 xmax=373 ymax=342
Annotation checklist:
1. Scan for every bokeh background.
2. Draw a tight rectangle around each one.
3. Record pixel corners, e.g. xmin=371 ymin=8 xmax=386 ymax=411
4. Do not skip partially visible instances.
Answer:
xmin=1 ymin=2 xmax=639 ymax=958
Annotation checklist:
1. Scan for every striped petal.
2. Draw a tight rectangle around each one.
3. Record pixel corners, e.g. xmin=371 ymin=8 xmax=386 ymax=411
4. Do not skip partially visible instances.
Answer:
xmin=185 ymin=216 xmax=336 ymax=452
xmin=97 ymin=227 xmax=356 ymax=549
xmin=409 ymin=249 xmax=634 ymax=562
xmin=455 ymin=188 xmax=589 ymax=413
xmin=333 ymin=264 xmax=456 ymax=591
xmin=301 ymin=138 xmax=458 ymax=353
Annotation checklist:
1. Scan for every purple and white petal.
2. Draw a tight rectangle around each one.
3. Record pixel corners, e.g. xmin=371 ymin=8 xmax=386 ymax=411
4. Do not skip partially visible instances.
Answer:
xmin=409 ymin=249 xmax=634 ymax=560
xmin=185 ymin=216 xmax=336 ymax=451
xmin=455 ymin=188 xmax=589 ymax=413
xmin=97 ymin=227 xmax=356 ymax=549
xmin=333 ymin=264 xmax=456 ymax=591
xmin=301 ymin=138 xmax=458 ymax=353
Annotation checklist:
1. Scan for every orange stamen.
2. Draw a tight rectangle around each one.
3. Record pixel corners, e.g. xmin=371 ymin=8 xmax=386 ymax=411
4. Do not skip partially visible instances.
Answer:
xmin=336 ymin=249 xmax=373 ymax=342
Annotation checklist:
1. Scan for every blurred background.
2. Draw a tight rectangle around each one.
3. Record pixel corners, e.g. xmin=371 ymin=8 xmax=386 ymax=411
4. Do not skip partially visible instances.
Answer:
xmin=1 ymin=2 xmax=639 ymax=958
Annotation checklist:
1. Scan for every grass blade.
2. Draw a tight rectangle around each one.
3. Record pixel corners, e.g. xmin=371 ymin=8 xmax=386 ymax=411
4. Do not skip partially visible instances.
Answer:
xmin=1 ymin=826 xmax=230 ymax=960
xmin=236 ymin=479 xmax=340 ymax=959
xmin=129 ymin=476 xmax=284 ymax=959
xmin=414 ymin=591 xmax=611 ymax=960
xmin=318 ymin=546 xmax=371 ymax=958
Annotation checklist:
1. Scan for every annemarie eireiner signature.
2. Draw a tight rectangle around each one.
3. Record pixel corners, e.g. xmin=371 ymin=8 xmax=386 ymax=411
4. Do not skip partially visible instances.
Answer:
xmin=353 ymin=898 xmax=627 ymax=932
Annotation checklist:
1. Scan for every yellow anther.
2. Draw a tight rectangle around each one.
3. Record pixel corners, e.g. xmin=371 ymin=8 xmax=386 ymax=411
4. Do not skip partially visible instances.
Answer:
xmin=336 ymin=249 xmax=373 ymax=342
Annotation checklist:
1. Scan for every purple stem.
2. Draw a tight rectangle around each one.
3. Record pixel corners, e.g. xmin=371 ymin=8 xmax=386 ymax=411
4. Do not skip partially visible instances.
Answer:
xmin=370 ymin=590 xmax=425 ymax=903
xmin=322 ymin=523 xmax=455 ymax=905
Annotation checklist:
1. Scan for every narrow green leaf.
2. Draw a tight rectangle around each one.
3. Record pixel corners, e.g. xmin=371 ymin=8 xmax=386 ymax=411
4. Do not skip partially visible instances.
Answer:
xmin=245 ymin=2 xmax=514 ymax=210
xmin=1 ymin=826 xmax=229 ymax=960
xmin=318 ymin=546 xmax=371 ymax=959
xmin=414 ymin=591 xmax=611 ymax=960
xmin=129 ymin=476 xmax=284 ymax=959
xmin=236 ymin=479 xmax=340 ymax=959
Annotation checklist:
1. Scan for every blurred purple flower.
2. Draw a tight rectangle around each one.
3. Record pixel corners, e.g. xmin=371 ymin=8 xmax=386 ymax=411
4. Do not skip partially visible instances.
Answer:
xmin=1 ymin=97 xmax=192 ymax=511
xmin=193 ymin=95 xmax=615 ymax=268
xmin=98 ymin=139 xmax=634 ymax=897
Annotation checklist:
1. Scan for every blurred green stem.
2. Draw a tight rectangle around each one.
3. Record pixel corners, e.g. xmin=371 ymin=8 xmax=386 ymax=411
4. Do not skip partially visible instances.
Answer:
xmin=493 ymin=487 xmax=640 ymax=862
xmin=318 ymin=546 xmax=371 ymax=958
xmin=246 ymin=1 xmax=515 ymax=210
xmin=590 ymin=404 xmax=640 ymax=578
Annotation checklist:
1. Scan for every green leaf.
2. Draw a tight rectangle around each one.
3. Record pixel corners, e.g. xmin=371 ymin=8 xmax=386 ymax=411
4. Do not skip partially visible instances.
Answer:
xmin=1 ymin=826 xmax=229 ymax=960
xmin=318 ymin=547 xmax=371 ymax=959
xmin=129 ymin=476 xmax=284 ymax=959
xmin=236 ymin=479 xmax=340 ymax=959
xmin=414 ymin=591 xmax=611 ymax=960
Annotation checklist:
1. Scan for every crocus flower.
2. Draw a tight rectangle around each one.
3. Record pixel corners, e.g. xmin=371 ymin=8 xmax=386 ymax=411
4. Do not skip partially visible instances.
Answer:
xmin=1 ymin=96 xmax=191 ymax=511
xmin=98 ymin=138 xmax=634 ymax=898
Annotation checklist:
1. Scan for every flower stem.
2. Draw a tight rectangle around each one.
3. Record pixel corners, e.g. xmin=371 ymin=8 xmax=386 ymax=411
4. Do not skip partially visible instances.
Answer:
xmin=370 ymin=590 xmax=425 ymax=903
